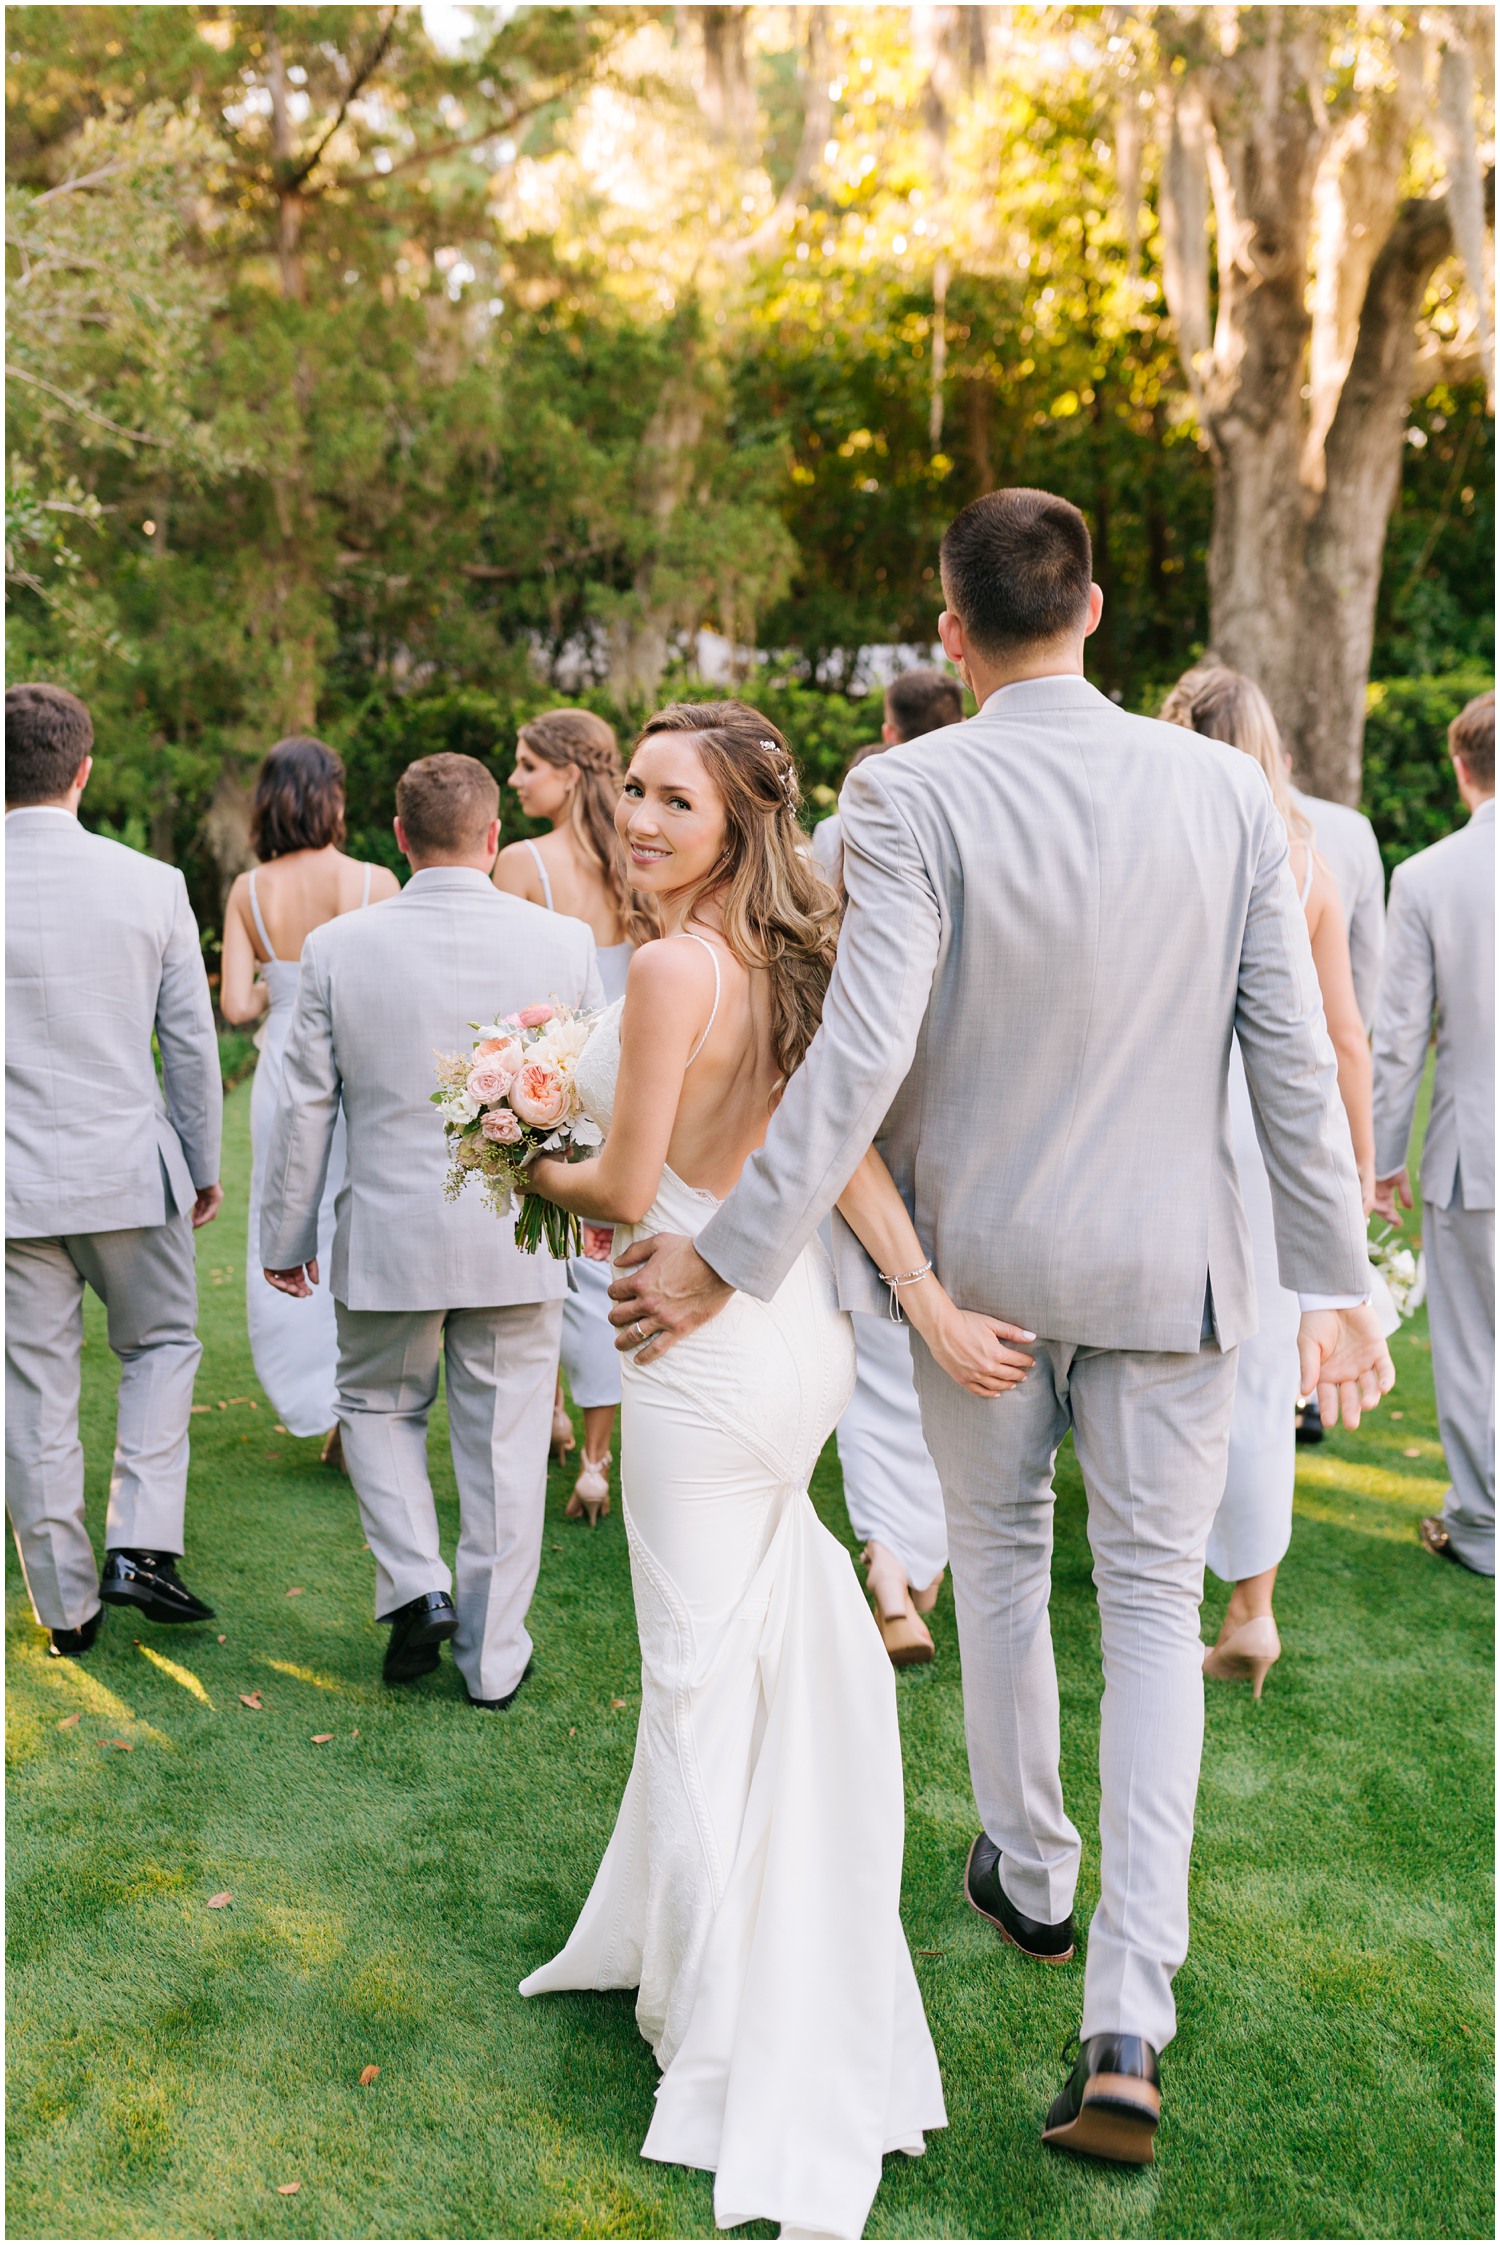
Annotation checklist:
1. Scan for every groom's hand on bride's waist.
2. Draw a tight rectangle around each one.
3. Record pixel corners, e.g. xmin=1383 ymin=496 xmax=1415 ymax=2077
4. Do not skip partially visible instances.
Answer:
xmin=608 ymin=1234 xmax=733 ymax=1363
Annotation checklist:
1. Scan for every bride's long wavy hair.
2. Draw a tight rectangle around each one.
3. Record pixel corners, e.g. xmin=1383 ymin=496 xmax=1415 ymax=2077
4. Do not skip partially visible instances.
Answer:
xmin=634 ymin=701 xmax=841 ymax=1085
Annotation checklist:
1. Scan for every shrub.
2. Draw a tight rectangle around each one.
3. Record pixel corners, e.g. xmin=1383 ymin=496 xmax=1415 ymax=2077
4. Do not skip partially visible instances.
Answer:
xmin=1361 ymin=671 xmax=1494 ymax=879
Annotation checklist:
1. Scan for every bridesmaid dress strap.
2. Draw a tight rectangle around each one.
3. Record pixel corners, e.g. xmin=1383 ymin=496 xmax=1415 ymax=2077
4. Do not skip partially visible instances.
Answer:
xmin=523 ymin=837 xmax=555 ymax=913
xmin=360 ymin=861 xmax=372 ymax=908
xmin=1298 ymin=842 xmax=1316 ymax=909
xmin=674 ymin=933 xmax=723 ymax=1067
xmin=246 ymin=868 xmax=279 ymax=962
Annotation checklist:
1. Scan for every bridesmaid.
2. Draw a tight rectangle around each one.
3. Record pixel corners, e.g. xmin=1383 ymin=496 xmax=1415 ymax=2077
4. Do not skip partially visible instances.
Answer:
xmin=1161 ymin=667 xmax=1375 ymax=1693
xmin=220 ymin=738 xmax=397 ymax=1457
xmin=494 ymin=709 xmax=656 ymax=1522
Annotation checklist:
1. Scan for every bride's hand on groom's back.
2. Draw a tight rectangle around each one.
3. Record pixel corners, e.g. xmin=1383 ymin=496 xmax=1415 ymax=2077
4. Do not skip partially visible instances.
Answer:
xmin=910 ymin=1290 xmax=1035 ymax=1398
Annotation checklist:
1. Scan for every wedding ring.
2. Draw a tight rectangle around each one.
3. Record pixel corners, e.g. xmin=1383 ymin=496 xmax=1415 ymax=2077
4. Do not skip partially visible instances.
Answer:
xmin=633 ymin=1319 xmax=648 ymax=1343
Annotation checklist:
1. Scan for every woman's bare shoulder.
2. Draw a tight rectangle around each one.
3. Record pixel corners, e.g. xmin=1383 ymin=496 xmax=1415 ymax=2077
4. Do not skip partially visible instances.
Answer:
xmin=493 ymin=839 xmax=541 ymax=893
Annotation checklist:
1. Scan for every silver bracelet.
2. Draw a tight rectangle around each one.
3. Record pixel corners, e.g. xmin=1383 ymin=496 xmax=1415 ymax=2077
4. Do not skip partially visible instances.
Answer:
xmin=876 ymin=1257 xmax=934 ymax=1323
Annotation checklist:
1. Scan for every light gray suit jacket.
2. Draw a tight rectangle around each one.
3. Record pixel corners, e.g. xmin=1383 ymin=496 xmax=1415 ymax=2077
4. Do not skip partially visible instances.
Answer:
xmin=1291 ymin=787 xmax=1386 ymax=1030
xmin=259 ymin=867 xmax=604 ymax=1311
xmin=5 ymin=808 xmax=221 ymax=1239
xmin=698 ymin=677 xmax=1369 ymax=1354
xmin=1371 ymin=799 xmax=1494 ymax=1212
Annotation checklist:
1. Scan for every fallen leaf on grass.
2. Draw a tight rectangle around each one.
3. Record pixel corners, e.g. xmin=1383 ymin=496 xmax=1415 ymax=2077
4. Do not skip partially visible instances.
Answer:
xmin=206 ymin=1891 xmax=233 ymax=1908
xmin=239 ymin=1692 xmax=263 ymax=1710
xmin=218 ymin=1634 xmax=227 ymax=1644
xmin=568 ymin=1726 xmax=576 ymax=1736
xmin=358 ymin=2064 xmax=380 ymax=2086
xmin=274 ymin=1423 xmax=289 ymax=1434
xmin=1403 ymin=1446 xmax=1422 ymax=1458
xmin=102 ymin=1737 xmax=134 ymax=1751
xmin=1390 ymin=1410 xmax=1404 ymax=1420
xmin=190 ymin=1404 xmax=211 ymax=1415
xmin=350 ymin=1728 xmax=359 ymax=1739
xmin=914 ymin=1947 xmax=947 ymax=1958
xmin=610 ymin=1698 xmax=627 ymax=1710
xmin=57 ymin=1712 xmax=82 ymax=1729
xmin=311 ymin=1733 xmax=334 ymax=1744
xmin=286 ymin=1586 xmax=304 ymax=1598
xmin=276 ymin=2181 xmax=301 ymax=2195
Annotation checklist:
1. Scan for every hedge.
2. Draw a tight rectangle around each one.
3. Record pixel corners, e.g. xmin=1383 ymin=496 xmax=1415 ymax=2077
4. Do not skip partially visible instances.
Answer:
xmin=325 ymin=668 xmax=1489 ymax=886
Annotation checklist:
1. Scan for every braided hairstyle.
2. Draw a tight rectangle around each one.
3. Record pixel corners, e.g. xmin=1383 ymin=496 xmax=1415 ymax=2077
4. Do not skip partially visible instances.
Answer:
xmin=516 ymin=708 xmax=658 ymax=948
xmin=635 ymin=701 xmax=841 ymax=1085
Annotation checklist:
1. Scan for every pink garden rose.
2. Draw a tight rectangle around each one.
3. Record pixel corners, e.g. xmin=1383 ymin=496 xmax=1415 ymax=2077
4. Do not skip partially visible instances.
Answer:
xmin=509 ymin=1057 xmax=569 ymax=1128
xmin=467 ymin=1057 xmax=516 ymax=1105
xmin=481 ymin=1108 xmax=524 ymax=1145
xmin=516 ymin=1003 xmax=556 ymax=1029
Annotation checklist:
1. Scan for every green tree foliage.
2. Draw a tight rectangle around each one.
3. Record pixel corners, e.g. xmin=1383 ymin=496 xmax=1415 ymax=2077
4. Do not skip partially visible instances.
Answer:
xmin=5 ymin=5 xmax=1491 ymax=939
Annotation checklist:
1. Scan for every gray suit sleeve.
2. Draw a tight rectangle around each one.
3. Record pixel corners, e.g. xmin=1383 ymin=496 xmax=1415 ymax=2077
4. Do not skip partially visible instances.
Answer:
xmin=156 ymin=870 xmax=223 ymax=1190
xmin=696 ymin=767 xmax=942 ymax=1299
xmin=1370 ymin=864 xmax=1434 ymax=1180
xmin=1347 ymin=821 xmax=1387 ymax=1032
xmin=259 ymin=939 xmax=341 ymax=1270
xmin=1235 ymin=805 xmax=1369 ymax=1294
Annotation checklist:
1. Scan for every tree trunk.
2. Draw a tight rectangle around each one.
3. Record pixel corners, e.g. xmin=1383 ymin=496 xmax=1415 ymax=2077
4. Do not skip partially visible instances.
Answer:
xmin=1151 ymin=7 xmax=1482 ymax=802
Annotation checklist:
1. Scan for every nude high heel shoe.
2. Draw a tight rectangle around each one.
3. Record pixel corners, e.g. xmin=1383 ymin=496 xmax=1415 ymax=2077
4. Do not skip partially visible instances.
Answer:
xmin=566 ymin=1452 xmax=611 ymax=1527
xmin=550 ymin=1391 xmax=576 ymax=1463
xmin=863 ymin=1544 xmax=935 ymax=1668
xmin=910 ymin=1567 xmax=945 ymax=1617
xmin=1202 ymin=1614 xmax=1281 ymax=1699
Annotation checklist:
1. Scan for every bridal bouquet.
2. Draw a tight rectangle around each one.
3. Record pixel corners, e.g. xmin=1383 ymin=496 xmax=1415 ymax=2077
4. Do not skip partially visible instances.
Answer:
xmin=1367 ymin=1222 xmax=1422 ymax=1322
xmin=433 ymin=1001 xmax=601 ymax=1257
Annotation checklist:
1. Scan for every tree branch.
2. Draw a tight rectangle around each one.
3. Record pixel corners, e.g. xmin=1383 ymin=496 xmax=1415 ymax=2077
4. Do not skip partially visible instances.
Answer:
xmin=4 ymin=364 xmax=171 ymax=446
xmin=283 ymin=8 xmax=399 ymax=194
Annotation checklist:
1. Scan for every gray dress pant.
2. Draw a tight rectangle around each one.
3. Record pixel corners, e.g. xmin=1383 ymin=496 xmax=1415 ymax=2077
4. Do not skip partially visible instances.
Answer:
xmin=912 ymin=1332 xmax=1238 ymax=2055
xmin=333 ymin=1298 xmax=563 ymax=1702
xmin=1424 ymin=1196 xmax=1495 ymax=1575
xmin=5 ymin=1218 xmax=202 ymax=1630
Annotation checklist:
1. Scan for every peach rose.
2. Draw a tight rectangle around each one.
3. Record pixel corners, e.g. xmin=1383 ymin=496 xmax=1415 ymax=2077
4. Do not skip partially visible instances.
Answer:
xmin=509 ymin=1058 xmax=569 ymax=1128
xmin=516 ymin=1003 xmax=556 ymax=1029
xmin=481 ymin=1108 xmax=524 ymax=1145
xmin=467 ymin=1058 xmax=516 ymax=1106
xmin=476 ymin=1034 xmax=524 ymax=1076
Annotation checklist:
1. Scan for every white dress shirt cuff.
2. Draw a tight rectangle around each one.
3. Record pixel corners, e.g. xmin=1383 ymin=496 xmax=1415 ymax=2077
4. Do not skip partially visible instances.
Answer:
xmin=1297 ymin=1292 xmax=1370 ymax=1313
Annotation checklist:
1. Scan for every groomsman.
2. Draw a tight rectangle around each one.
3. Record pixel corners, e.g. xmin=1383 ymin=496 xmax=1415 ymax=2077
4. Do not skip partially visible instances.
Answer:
xmin=1373 ymin=691 xmax=1495 ymax=1575
xmin=260 ymin=754 xmax=604 ymax=1706
xmin=5 ymin=684 xmax=222 ymax=1656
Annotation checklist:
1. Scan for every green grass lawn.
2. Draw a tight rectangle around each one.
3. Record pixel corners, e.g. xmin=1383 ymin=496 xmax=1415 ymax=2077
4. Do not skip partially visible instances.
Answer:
xmin=6 ymin=1081 xmax=1494 ymax=2240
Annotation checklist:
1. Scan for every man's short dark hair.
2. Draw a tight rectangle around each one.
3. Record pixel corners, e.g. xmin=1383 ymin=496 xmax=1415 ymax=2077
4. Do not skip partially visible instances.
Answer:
xmin=938 ymin=488 xmax=1093 ymax=658
xmin=395 ymin=751 xmax=500 ymax=854
xmin=5 ymin=683 xmax=94 ymax=806
xmin=1450 ymin=690 xmax=1494 ymax=789
xmin=884 ymin=666 xmax=964 ymax=743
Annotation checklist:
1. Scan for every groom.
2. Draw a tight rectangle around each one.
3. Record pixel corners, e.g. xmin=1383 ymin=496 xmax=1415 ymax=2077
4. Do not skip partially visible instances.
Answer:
xmin=611 ymin=489 xmax=1392 ymax=2162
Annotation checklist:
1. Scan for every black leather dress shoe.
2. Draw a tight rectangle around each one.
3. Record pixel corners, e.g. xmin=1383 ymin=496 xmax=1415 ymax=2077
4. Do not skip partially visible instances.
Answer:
xmin=47 ymin=1606 xmax=103 ymax=1659
xmin=1419 ymin=1516 xmax=1487 ymax=1571
xmin=964 ymin=1833 xmax=1075 ymax=1962
xmin=467 ymin=1657 xmax=535 ymax=1712
xmin=1295 ymin=1393 xmax=1324 ymax=1445
xmin=100 ymin=1550 xmax=215 ymax=1625
xmin=1043 ymin=2033 xmax=1161 ymax=2165
xmin=381 ymin=1590 xmax=458 ymax=1683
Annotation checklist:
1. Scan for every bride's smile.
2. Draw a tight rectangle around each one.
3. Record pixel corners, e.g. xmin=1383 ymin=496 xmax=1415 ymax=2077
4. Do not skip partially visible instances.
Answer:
xmin=616 ymin=737 xmax=727 ymax=894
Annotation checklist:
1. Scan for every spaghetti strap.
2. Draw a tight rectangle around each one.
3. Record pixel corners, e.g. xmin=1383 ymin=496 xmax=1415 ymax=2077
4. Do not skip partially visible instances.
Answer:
xmin=674 ymin=932 xmax=723 ymax=1067
xmin=246 ymin=868 xmax=279 ymax=962
xmin=523 ymin=838 xmax=555 ymax=914
xmin=360 ymin=861 xmax=372 ymax=909
xmin=1297 ymin=843 xmax=1316 ymax=910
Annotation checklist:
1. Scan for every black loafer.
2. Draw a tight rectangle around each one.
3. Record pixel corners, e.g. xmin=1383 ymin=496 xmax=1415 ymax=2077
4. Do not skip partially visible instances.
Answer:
xmin=381 ymin=1590 xmax=458 ymax=1683
xmin=1043 ymin=2033 xmax=1161 ymax=2165
xmin=467 ymin=1657 xmax=534 ymax=1712
xmin=100 ymin=1549 xmax=215 ymax=1625
xmin=47 ymin=1606 xmax=103 ymax=1659
xmin=1294 ymin=1394 xmax=1324 ymax=1445
xmin=965 ymin=1832 xmax=1075 ymax=1962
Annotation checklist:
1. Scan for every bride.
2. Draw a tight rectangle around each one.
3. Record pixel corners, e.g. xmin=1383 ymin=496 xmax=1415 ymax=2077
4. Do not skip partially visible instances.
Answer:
xmin=519 ymin=701 xmax=1035 ymax=2239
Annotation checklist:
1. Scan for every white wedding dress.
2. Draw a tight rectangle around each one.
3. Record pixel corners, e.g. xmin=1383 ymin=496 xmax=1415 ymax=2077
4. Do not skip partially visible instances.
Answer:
xmin=520 ymin=978 xmax=946 ymax=2238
